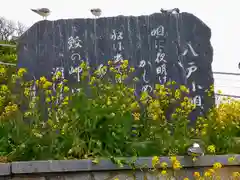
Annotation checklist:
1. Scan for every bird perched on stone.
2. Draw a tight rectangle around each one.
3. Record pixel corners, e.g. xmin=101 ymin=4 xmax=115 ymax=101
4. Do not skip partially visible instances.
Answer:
xmin=90 ymin=8 xmax=102 ymax=18
xmin=31 ymin=8 xmax=51 ymax=20
xmin=160 ymin=8 xmax=180 ymax=14
xmin=187 ymin=143 xmax=204 ymax=157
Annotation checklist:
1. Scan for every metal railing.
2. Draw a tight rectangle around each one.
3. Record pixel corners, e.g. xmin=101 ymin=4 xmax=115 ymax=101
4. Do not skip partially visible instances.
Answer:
xmin=0 ymin=43 xmax=16 ymax=48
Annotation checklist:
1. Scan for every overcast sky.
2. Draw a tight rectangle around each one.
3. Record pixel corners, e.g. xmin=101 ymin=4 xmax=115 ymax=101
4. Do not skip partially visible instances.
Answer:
xmin=1 ymin=0 xmax=240 ymax=95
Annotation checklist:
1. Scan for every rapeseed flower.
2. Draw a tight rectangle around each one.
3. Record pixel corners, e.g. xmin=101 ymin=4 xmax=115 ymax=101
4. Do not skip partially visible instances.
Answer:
xmin=161 ymin=170 xmax=167 ymax=175
xmin=207 ymin=145 xmax=216 ymax=153
xmin=232 ymin=172 xmax=240 ymax=178
xmin=193 ymin=171 xmax=200 ymax=178
xmin=132 ymin=112 xmax=140 ymax=121
xmin=160 ymin=162 xmax=168 ymax=169
xmin=213 ymin=162 xmax=222 ymax=169
xmin=17 ymin=68 xmax=27 ymax=77
xmin=204 ymin=171 xmax=212 ymax=177
xmin=152 ymin=156 xmax=159 ymax=168
xmin=228 ymin=156 xmax=235 ymax=163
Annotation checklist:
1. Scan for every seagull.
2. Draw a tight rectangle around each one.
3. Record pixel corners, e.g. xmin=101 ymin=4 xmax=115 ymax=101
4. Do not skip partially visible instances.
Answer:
xmin=31 ymin=8 xmax=51 ymax=20
xmin=160 ymin=8 xmax=180 ymax=14
xmin=187 ymin=143 xmax=204 ymax=157
xmin=90 ymin=8 xmax=102 ymax=18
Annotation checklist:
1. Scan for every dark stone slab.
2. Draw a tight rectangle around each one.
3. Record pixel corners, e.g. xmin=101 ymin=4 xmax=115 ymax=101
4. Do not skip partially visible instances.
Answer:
xmin=17 ymin=11 xmax=215 ymax=120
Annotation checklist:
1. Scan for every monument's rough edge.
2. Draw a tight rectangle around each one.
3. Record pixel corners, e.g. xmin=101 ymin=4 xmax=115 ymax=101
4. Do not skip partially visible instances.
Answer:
xmin=18 ymin=11 xmax=211 ymax=42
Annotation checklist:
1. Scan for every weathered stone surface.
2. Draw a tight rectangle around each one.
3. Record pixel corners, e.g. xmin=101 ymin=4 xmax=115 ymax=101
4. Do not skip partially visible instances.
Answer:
xmin=17 ymin=12 xmax=215 ymax=119
xmin=2 ymin=155 xmax=240 ymax=179
xmin=10 ymin=155 xmax=240 ymax=174
xmin=4 ymin=167 xmax=240 ymax=179
xmin=0 ymin=163 xmax=11 ymax=176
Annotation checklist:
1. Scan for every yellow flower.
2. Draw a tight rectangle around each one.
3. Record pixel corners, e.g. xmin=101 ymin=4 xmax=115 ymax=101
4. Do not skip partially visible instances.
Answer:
xmin=40 ymin=76 xmax=47 ymax=83
xmin=42 ymin=81 xmax=53 ymax=89
xmin=232 ymin=172 xmax=240 ymax=177
xmin=204 ymin=171 xmax=212 ymax=177
xmin=24 ymin=88 xmax=30 ymax=97
xmin=57 ymin=83 xmax=63 ymax=89
xmin=114 ymin=178 xmax=119 ymax=180
xmin=56 ymin=71 xmax=62 ymax=79
xmin=174 ymin=89 xmax=181 ymax=99
xmin=172 ymin=160 xmax=182 ymax=170
xmin=192 ymin=157 xmax=197 ymax=162
xmin=152 ymin=114 xmax=158 ymax=121
xmin=183 ymin=178 xmax=189 ymax=180
xmin=24 ymin=111 xmax=32 ymax=117
xmin=179 ymin=85 xmax=189 ymax=93
xmin=201 ymin=130 xmax=206 ymax=136
xmin=161 ymin=170 xmax=167 ymax=175
xmin=89 ymin=77 xmax=96 ymax=85
xmin=171 ymin=113 xmax=177 ymax=119
xmin=207 ymin=145 xmax=216 ymax=153
xmin=170 ymin=156 xmax=182 ymax=170
xmin=63 ymin=86 xmax=70 ymax=92
xmin=62 ymin=96 xmax=69 ymax=105
xmin=213 ymin=162 xmax=222 ymax=169
xmin=130 ymin=101 xmax=139 ymax=111
xmin=140 ymin=92 xmax=150 ymax=105
xmin=132 ymin=112 xmax=140 ymax=121
xmin=217 ymin=90 xmax=222 ymax=94
xmin=122 ymin=60 xmax=128 ymax=68
xmin=151 ymin=156 xmax=159 ymax=168
xmin=108 ymin=60 xmax=113 ymax=65
xmin=208 ymin=168 xmax=215 ymax=174
xmin=203 ymin=123 xmax=208 ymax=127
xmin=160 ymin=162 xmax=168 ymax=169
xmin=107 ymin=98 xmax=112 ymax=106
xmin=45 ymin=90 xmax=52 ymax=95
xmin=17 ymin=68 xmax=27 ymax=77
xmin=0 ymin=67 xmax=6 ymax=76
xmin=109 ymin=67 xmax=115 ymax=72
xmin=228 ymin=156 xmax=235 ymax=163
xmin=0 ymin=85 xmax=8 ymax=92
xmin=45 ymin=97 xmax=51 ymax=103
xmin=129 ymin=67 xmax=135 ymax=72
xmin=170 ymin=156 xmax=177 ymax=162
xmin=80 ymin=61 xmax=87 ymax=69
xmin=193 ymin=172 xmax=200 ymax=177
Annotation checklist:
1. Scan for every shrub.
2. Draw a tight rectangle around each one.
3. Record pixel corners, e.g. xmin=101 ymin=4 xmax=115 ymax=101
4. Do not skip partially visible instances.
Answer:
xmin=0 ymin=59 xmax=239 ymax=162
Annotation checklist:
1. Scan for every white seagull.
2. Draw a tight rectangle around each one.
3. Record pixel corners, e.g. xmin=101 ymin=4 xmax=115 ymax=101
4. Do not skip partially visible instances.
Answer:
xmin=160 ymin=8 xmax=180 ymax=14
xmin=187 ymin=143 xmax=204 ymax=157
xmin=31 ymin=8 xmax=51 ymax=20
xmin=90 ymin=8 xmax=102 ymax=18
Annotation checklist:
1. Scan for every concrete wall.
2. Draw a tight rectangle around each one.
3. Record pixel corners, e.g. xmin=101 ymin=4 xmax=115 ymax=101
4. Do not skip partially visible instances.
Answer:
xmin=1 ymin=155 xmax=239 ymax=179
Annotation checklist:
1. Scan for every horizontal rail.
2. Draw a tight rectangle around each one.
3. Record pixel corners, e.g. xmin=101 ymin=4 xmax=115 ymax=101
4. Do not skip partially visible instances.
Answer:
xmin=213 ymin=71 xmax=240 ymax=76
xmin=0 ymin=44 xmax=16 ymax=48
xmin=215 ymin=93 xmax=240 ymax=98
xmin=0 ymin=61 xmax=16 ymax=66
